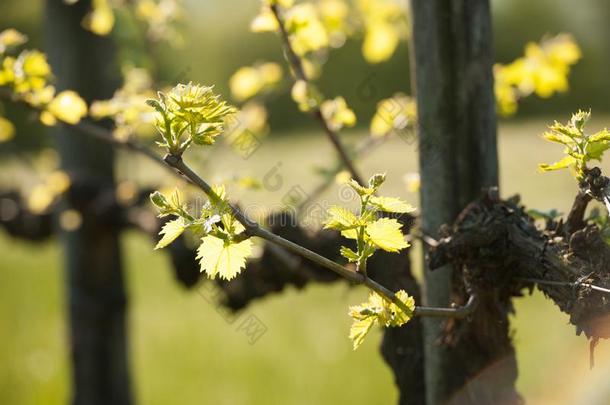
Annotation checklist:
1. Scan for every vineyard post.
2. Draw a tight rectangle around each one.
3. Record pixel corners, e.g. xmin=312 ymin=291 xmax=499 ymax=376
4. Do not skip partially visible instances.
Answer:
xmin=45 ymin=1 xmax=132 ymax=404
xmin=410 ymin=0 xmax=518 ymax=403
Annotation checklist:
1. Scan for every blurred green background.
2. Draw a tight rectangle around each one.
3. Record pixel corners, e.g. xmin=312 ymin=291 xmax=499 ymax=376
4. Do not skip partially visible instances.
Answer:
xmin=2 ymin=1 xmax=610 ymax=404
xmin=3 ymin=0 xmax=610 ymax=152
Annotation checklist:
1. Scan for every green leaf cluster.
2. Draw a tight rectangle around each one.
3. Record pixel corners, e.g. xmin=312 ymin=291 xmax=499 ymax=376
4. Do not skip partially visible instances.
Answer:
xmin=323 ymin=174 xmax=416 ymax=349
xmin=348 ymin=290 xmax=414 ymax=350
xmin=147 ymin=82 xmax=236 ymax=155
xmin=150 ymin=187 xmax=252 ymax=280
xmin=539 ymin=110 xmax=610 ymax=180
xmin=323 ymin=173 xmax=414 ymax=273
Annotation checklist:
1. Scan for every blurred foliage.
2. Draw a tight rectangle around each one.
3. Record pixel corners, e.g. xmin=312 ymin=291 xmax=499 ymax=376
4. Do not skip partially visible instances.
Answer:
xmin=90 ymin=66 xmax=157 ymax=140
xmin=492 ymin=0 xmax=610 ymax=116
xmin=1 ymin=0 xmax=610 ymax=150
xmin=494 ymin=34 xmax=581 ymax=116
xmin=0 ymin=27 xmax=89 ymax=148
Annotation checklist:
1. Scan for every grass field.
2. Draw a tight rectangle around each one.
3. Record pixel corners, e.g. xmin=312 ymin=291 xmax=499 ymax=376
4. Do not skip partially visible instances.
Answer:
xmin=3 ymin=118 xmax=610 ymax=404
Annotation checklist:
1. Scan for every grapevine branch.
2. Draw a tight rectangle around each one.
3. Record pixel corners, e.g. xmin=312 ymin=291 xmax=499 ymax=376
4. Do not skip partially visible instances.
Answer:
xmin=269 ymin=3 xmax=365 ymax=186
xmin=75 ymin=121 xmax=172 ymax=172
xmin=163 ymin=153 xmax=478 ymax=319
xmin=0 ymin=87 xmax=478 ymax=319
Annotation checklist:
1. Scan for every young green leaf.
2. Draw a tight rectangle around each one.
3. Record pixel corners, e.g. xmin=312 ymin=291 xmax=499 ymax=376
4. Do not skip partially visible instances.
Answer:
xmin=155 ymin=218 xmax=187 ymax=250
xmin=368 ymin=173 xmax=386 ymax=189
xmin=148 ymin=82 xmax=236 ymax=154
xmin=388 ymin=290 xmax=415 ymax=326
xmin=197 ymin=235 xmax=253 ymax=280
xmin=365 ymin=218 xmax=409 ymax=252
xmin=150 ymin=190 xmax=170 ymax=210
xmin=348 ymin=179 xmax=374 ymax=197
xmin=541 ymin=131 xmax=572 ymax=145
xmin=340 ymin=229 xmax=358 ymax=240
xmin=146 ymin=98 xmax=165 ymax=114
xmin=326 ymin=174 xmax=413 ymax=277
xmin=539 ymin=110 xmax=609 ymax=180
xmin=349 ymin=318 xmax=376 ymax=350
xmin=323 ymin=205 xmax=358 ymax=231
xmin=585 ymin=140 xmax=610 ymax=161
xmin=369 ymin=196 xmax=415 ymax=213
xmin=348 ymin=173 xmax=386 ymax=197
xmin=589 ymin=128 xmax=610 ymax=143
xmin=571 ymin=109 xmax=590 ymax=130
xmin=538 ymin=155 xmax=576 ymax=172
xmin=348 ymin=289 xmax=415 ymax=350
xmin=340 ymin=246 xmax=359 ymax=262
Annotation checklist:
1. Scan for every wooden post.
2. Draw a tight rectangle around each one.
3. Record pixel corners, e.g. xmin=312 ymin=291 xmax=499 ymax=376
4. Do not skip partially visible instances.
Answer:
xmin=45 ymin=1 xmax=131 ymax=404
xmin=410 ymin=1 xmax=519 ymax=403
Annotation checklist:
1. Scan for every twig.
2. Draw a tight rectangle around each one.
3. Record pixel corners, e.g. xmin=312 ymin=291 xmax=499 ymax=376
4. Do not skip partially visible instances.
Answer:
xmin=73 ymin=120 xmax=174 ymax=174
xmin=414 ymin=293 xmax=478 ymax=319
xmin=269 ymin=4 xmax=365 ymax=186
xmin=406 ymin=231 xmax=438 ymax=248
xmin=164 ymin=153 xmax=478 ymax=318
xmin=565 ymin=191 xmax=591 ymax=235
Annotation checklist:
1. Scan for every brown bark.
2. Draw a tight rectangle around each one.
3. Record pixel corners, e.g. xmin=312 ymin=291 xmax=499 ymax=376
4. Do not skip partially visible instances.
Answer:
xmin=430 ymin=192 xmax=610 ymax=341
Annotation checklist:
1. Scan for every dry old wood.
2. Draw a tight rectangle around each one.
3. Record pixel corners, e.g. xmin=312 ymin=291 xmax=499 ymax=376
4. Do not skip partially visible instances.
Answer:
xmin=429 ymin=190 xmax=610 ymax=341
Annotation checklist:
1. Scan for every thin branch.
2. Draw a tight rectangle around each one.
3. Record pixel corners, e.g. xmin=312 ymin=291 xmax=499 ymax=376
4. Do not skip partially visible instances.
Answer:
xmin=406 ymin=231 xmax=438 ymax=248
xmin=269 ymin=4 xmax=365 ymax=186
xmin=164 ymin=153 xmax=478 ymax=318
xmin=270 ymin=4 xmax=308 ymax=82
xmin=73 ymin=120 xmax=174 ymax=173
xmin=565 ymin=191 xmax=591 ymax=235
xmin=414 ymin=293 xmax=478 ymax=319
